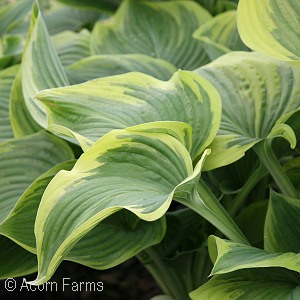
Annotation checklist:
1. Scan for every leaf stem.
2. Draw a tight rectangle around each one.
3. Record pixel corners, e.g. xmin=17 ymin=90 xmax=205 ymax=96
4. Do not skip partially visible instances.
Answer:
xmin=137 ymin=248 xmax=189 ymax=300
xmin=177 ymin=180 xmax=249 ymax=245
xmin=228 ymin=163 xmax=267 ymax=216
xmin=254 ymin=140 xmax=297 ymax=198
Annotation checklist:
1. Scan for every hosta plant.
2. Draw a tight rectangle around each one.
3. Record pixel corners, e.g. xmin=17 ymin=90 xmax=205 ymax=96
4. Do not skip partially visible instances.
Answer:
xmin=1 ymin=0 xmax=300 ymax=299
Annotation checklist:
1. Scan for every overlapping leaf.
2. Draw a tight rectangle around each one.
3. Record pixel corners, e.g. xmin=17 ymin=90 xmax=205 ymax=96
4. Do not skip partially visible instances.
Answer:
xmin=32 ymin=122 xmax=246 ymax=284
xmin=9 ymin=68 xmax=41 ymax=137
xmin=193 ymin=10 xmax=248 ymax=60
xmin=90 ymin=0 xmax=212 ymax=70
xmin=21 ymin=2 xmax=69 ymax=128
xmin=283 ymin=157 xmax=300 ymax=190
xmin=0 ymin=0 xmax=33 ymax=36
xmin=0 ymin=236 xmax=37 ymax=279
xmin=36 ymin=70 xmax=221 ymax=158
xmin=0 ymin=35 xmax=24 ymax=70
xmin=51 ymin=29 xmax=91 ymax=67
xmin=0 ymin=160 xmax=76 ymax=252
xmin=43 ymin=4 xmax=103 ymax=35
xmin=208 ymin=236 xmax=300 ymax=275
xmin=0 ymin=64 xmax=18 ymax=141
xmin=0 ymin=131 xmax=73 ymax=226
xmin=237 ymin=0 xmax=300 ymax=66
xmin=67 ymin=210 xmax=166 ymax=270
xmin=190 ymin=268 xmax=300 ymax=300
xmin=66 ymin=54 xmax=177 ymax=84
xmin=264 ymin=191 xmax=300 ymax=253
xmin=235 ymin=200 xmax=268 ymax=246
xmin=0 ymin=151 xmax=166 ymax=274
xmin=195 ymin=0 xmax=237 ymax=16
xmin=32 ymin=122 xmax=198 ymax=283
xmin=0 ymin=131 xmax=74 ymax=278
xmin=191 ymin=234 xmax=300 ymax=298
xmin=56 ymin=0 xmax=122 ymax=13
xmin=195 ymin=52 xmax=300 ymax=170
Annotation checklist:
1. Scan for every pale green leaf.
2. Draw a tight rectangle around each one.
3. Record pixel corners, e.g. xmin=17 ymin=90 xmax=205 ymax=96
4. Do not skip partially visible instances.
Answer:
xmin=21 ymin=2 xmax=69 ymax=128
xmin=0 ymin=131 xmax=74 ymax=227
xmin=51 ymin=29 xmax=91 ymax=67
xmin=190 ymin=268 xmax=300 ymax=300
xmin=193 ymin=11 xmax=248 ymax=60
xmin=9 ymin=68 xmax=41 ymax=137
xmin=0 ymin=236 xmax=37 ymax=279
xmin=36 ymin=70 xmax=221 ymax=159
xmin=0 ymin=64 xmax=18 ymax=141
xmin=208 ymin=236 xmax=300 ymax=275
xmin=237 ymin=0 xmax=300 ymax=65
xmin=91 ymin=0 xmax=211 ymax=70
xmin=265 ymin=190 xmax=300 ymax=253
xmin=33 ymin=122 xmax=199 ymax=283
xmin=0 ymin=160 xmax=76 ymax=253
xmin=194 ymin=52 xmax=300 ymax=170
xmin=66 ymin=54 xmax=177 ymax=84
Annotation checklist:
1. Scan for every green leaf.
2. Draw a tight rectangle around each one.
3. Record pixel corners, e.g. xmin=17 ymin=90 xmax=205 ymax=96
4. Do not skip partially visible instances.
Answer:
xmin=285 ymin=110 xmax=300 ymax=145
xmin=194 ymin=52 xmax=300 ymax=170
xmin=51 ymin=29 xmax=91 ymax=67
xmin=0 ymin=34 xmax=24 ymax=70
xmin=32 ymin=122 xmax=199 ymax=283
xmin=44 ymin=5 xmax=103 ymax=35
xmin=9 ymin=68 xmax=41 ymax=137
xmin=0 ymin=130 xmax=73 ymax=278
xmin=208 ymin=236 xmax=300 ymax=275
xmin=205 ymin=149 xmax=262 ymax=197
xmin=237 ymin=0 xmax=300 ymax=65
xmin=151 ymin=209 xmax=212 ymax=290
xmin=235 ymin=200 xmax=268 ymax=246
xmin=193 ymin=11 xmax=248 ymax=60
xmin=283 ymin=157 xmax=300 ymax=190
xmin=0 ymin=0 xmax=33 ymax=35
xmin=90 ymin=0 xmax=211 ymax=70
xmin=0 ymin=64 xmax=18 ymax=141
xmin=36 ymin=70 xmax=221 ymax=158
xmin=194 ymin=0 xmax=237 ymax=16
xmin=0 ymin=131 xmax=74 ymax=227
xmin=66 ymin=210 xmax=166 ymax=269
xmin=154 ymin=208 xmax=205 ymax=259
xmin=185 ymin=181 xmax=248 ymax=246
xmin=151 ymin=296 xmax=174 ymax=300
xmin=190 ymin=268 xmax=300 ymax=300
xmin=21 ymin=2 xmax=69 ymax=128
xmin=264 ymin=190 xmax=300 ymax=253
xmin=56 ymin=0 xmax=122 ymax=13
xmin=0 ymin=236 xmax=37 ymax=279
xmin=0 ymin=160 xmax=76 ymax=253
xmin=66 ymin=54 xmax=177 ymax=84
